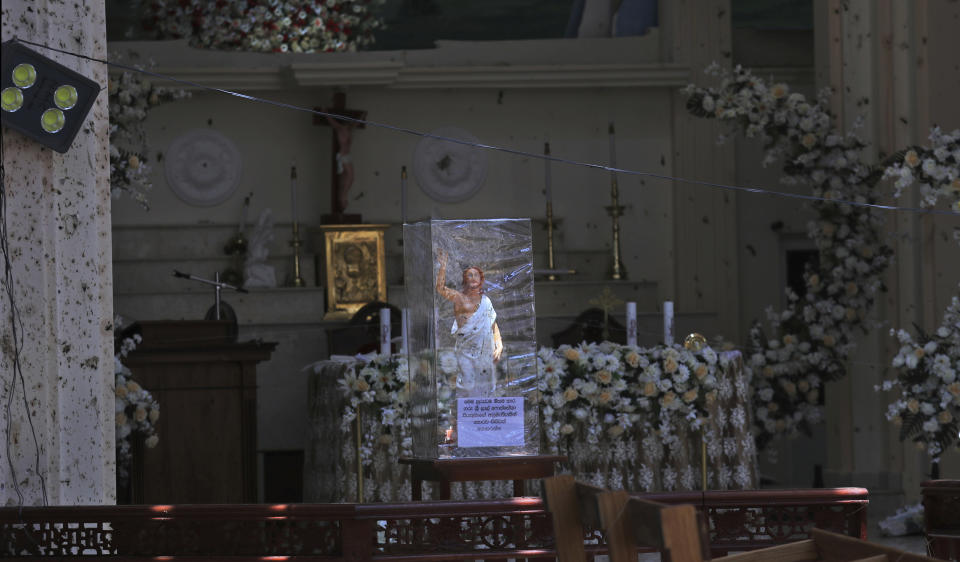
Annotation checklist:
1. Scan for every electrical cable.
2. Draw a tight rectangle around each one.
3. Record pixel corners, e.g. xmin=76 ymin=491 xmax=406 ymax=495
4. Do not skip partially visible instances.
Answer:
xmin=1 ymin=127 xmax=49 ymax=556
xmin=9 ymin=37 xmax=960 ymax=219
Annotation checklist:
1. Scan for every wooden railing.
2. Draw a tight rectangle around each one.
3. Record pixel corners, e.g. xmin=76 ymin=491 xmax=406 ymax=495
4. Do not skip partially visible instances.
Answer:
xmin=1 ymin=488 xmax=868 ymax=560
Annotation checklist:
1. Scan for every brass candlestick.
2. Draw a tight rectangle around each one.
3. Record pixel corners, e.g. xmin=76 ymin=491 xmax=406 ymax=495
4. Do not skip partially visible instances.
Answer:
xmin=606 ymin=179 xmax=626 ymax=280
xmin=607 ymin=123 xmax=626 ymax=280
xmin=290 ymin=221 xmax=305 ymax=287
xmin=546 ymin=201 xmax=557 ymax=281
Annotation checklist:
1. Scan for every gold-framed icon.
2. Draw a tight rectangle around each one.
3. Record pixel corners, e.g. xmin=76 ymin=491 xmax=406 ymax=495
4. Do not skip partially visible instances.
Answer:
xmin=319 ymin=224 xmax=388 ymax=320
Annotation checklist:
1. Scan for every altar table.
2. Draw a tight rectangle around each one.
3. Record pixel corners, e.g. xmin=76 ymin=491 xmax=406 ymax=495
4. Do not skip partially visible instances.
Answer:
xmin=399 ymin=455 xmax=567 ymax=500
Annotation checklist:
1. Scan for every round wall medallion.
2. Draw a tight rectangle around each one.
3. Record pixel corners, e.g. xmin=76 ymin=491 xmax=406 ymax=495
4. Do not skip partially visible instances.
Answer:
xmin=413 ymin=127 xmax=488 ymax=203
xmin=164 ymin=128 xmax=242 ymax=207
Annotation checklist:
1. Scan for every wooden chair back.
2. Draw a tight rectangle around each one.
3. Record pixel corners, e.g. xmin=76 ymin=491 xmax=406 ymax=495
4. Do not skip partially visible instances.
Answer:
xmin=543 ymin=475 xmax=710 ymax=562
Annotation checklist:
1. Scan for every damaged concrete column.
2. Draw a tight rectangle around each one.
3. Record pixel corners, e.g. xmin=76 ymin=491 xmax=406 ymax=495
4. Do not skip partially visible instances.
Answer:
xmin=1 ymin=0 xmax=115 ymax=505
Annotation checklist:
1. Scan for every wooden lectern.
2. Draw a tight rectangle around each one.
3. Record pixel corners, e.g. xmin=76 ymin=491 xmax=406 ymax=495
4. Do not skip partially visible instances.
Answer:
xmin=122 ymin=320 xmax=276 ymax=504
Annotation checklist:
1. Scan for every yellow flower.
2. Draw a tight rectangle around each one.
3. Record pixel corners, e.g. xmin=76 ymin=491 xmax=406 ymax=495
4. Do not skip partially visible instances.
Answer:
xmin=845 ymin=308 xmax=858 ymax=321
xmin=607 ymin=425 xmax=625 ymax=437
xmin=938 ymin=411 xmax=953 ymax=424
xmin=801 ymin=133 xmax=817 ymax=148
xmin=128 ymin=155 xmax=140 ymax=169
xmin=643 ymin=381 xmax=657 ymax=397
xmin=907 ymin=399 xmax=920 ymax=413
xmin=767 ymin=402 xmax=779 ymax=413
xmin=624 ymin=351 xmax=640 ymax=368
xmin=694 ymin=364 xmax=708 ymax=379
xmin=661 ymin=391 xmax=677 ymax=407
xmin=904 ymin=149 xmax=920 ymax=168
xmin=783 ymin=334 xmax=797 ymax=346
xmin=683 ymin=389 xmax=699 ymax=403
xmin=126 ymin=381 xmax=141 ymax=393
xmin=596 ymin=370 xmax=612 ymax=384
xmin=822 ymin=335 xmax=836 ymax=347
xmin=771 ymin=83 xmax=789 ymax=98
xmin=948 ymin=382 xmax=960 ymax=397
xmin=560 ymin=424 xmax=575 ymax=435
xmin=781 ymin=381 xmax=797 ymax=396
xmin=377 ymin=434 xmax=393 ymax=446
xmin=563 ymin=348 xmax=580 ymax=361
xmin=664 ymin=358 xmax=678 ymax=374
xmin=116 ymin=412 xmax=128 ymax=426
xmin=892 ymin=415 xmax=902 ymax=426
xmin=808 ymin=274 xmax=820 ymax=287
xmin=116 ymin=385 xmax=128 ymax=398
xmin=145 ymin=435 xmax=159 ymax=448
xmin=355 ymin=379 xmax=370 ymax=392
xmin=914 ymin=348 xmax=925 ymax=359
xmin=705 ymin=390 xmax=718 ymax=405
xmin=149 ymin=409 xmax=160 ymax=423
xmin=134 ymin=406 xmax=147 ymax=422
xmin=597 ymin=390 xmax=613 ymax=404
xmin=762 ymin=366 xmax=775 ymax=378
xmin=563 ymin=387 xmax=579 ymax=402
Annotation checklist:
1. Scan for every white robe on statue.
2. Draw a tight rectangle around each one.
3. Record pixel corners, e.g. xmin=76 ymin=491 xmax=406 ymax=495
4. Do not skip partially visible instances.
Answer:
xmin=452 ymin=295 xmax=497 ymax=397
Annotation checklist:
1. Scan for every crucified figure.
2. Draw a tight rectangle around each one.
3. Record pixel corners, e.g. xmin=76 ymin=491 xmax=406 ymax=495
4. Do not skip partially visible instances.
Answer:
xmin=325 ymin=112 xmax=355 ymax=213
xmin=436 ymin=248 xmax=503 ymax=397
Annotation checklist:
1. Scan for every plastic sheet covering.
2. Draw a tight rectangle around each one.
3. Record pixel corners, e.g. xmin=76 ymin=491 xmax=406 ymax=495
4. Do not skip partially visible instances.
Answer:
xmin=403 ymin=219 xmax=539 ymax=458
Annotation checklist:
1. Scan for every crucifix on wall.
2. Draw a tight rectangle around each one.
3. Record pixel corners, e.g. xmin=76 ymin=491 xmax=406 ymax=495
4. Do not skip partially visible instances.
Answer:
xmin=314 ymin=91 xmax=367 ymax=224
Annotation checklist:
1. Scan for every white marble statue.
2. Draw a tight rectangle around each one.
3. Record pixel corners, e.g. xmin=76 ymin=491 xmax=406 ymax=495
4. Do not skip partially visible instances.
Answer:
xmin=243 ymin=208 xmax=277 ymax=288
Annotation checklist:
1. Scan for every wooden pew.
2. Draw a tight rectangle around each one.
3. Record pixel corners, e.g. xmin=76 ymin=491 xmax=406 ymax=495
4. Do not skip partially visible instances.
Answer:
xmin=544 ymin=474 xmax=711 ymax=562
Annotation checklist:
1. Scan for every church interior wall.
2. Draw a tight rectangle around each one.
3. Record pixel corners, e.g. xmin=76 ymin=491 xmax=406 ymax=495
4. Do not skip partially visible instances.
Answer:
xmin=107 ymin=44 xmax=680 ymax=498
xmin=102 ymin=3 xmax=959 ymax=501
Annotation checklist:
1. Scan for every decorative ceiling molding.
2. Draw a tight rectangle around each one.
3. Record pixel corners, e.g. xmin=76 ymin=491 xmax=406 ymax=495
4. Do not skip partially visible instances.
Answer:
xmin=123 ymin=67 xmax=285 ymax=91
xmin=290 ymin=61 xmax=404 ymax=86
xmin=392 ymin=63 xmax=690 ymax=89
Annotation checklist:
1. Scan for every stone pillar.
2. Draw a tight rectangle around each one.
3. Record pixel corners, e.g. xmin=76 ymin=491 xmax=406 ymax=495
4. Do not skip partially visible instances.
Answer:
xmin=814 ymin=0 xmax=941 ymax=504
xmin=661 ymin=0 xmax=740 ymax=341
xmin=0 ymin=0 xmax=115 ymax=505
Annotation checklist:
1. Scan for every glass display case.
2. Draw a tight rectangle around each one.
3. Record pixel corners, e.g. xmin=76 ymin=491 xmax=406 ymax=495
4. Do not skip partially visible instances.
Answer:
xmin=404 ymin=219 xmax=540 ymax=458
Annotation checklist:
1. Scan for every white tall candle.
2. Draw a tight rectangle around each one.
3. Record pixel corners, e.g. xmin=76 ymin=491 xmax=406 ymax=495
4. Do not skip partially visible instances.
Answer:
xmin=400 ymin=166 xmax=408 ymax=224
xmin=289 ymin=163 xmax=298 ymax=224
xmin=663 ymin=301 xmax=674 ymax=346
xmin=401 ymin=308 xmax=409 ymax=353
xmin=608 ymin=122 xmax=617 ymax=167
xmin=626 ymin=301 xmax=637 ymax=347
xmin=379 ymin=308 xmax=391 ymax=355
xmin=544 ymin=142 xmax=553 ymax=205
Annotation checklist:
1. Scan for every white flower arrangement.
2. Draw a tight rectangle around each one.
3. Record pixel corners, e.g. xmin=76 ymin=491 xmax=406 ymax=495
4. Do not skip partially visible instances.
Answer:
xmin=114 ymin=333 xmax=160 ymax=484
xmin=883 ymin=127 xmax=960 ymax=213
xmin=334 ymin=343 xmax=751 ymax=491
xmin=334 ymin=352 xmax=412 ymax=466
xmin=877 ymin=293 xmax=960 ymax=461
xmin=684 ymin=64 xmax=895 ymax=449
xmin=537 ymin=341 xmax=722 ymax=453
xmin=877 ymin=128 xmax=960 ymax=462
xmin=108 ymin=66 xmax=190 ymax=208
xmin=144 ymin=0 xmax=385 ymax=54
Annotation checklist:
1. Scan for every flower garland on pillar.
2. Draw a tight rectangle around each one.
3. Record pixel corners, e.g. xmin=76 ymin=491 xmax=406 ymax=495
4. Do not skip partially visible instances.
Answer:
xmin=144 ymin=0 xmax=385 ymax=53
xmin=683 ymin=64 xmax=895 ymax=450
xmin=109 ymin=68 xmax=190 ymax=208
xmin=879 ymin=128 xmax=960 ymax=461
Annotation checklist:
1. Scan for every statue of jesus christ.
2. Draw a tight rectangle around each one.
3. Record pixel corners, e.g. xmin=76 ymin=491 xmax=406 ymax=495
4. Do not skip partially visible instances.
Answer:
xmin=436 ymin=248 xmax=503 ymax=397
